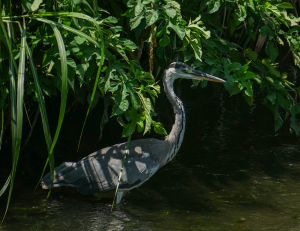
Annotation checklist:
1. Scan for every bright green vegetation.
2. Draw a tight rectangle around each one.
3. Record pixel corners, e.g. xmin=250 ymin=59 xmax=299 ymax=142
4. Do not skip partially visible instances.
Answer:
xmin=0 ymin=0 xmax=300 ymax=223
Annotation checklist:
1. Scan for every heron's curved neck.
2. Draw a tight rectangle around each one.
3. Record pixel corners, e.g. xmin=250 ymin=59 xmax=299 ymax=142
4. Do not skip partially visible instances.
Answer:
xmin=163 ymin=71 xmax=186 ymax=165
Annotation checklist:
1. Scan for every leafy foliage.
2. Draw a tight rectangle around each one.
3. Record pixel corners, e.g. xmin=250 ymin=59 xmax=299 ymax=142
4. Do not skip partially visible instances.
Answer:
xmin=0 ymin=0 xmax=300 ymax=222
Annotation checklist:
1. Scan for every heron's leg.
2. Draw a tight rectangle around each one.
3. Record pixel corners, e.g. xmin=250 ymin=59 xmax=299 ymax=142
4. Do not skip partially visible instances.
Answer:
xmin=116 ymin=190 xmax=124 ymax=204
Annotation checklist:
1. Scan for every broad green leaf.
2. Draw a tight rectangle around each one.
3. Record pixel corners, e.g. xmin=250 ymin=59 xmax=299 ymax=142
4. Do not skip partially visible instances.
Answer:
xmin=126 ymin=82 xmax=140 ymax=109
xmin=245 ymin=48 xmax=257 ymax=61
xmin=122 ymin=39 xmax=138 ymax=51
xmin=122 ymin=109 xmax=138 ymax=137
xmin=103 ymin=16 xmax=118 ymax=24
xmin=186 ymin=36 xmax=202 ymax=61
xmin=188 ymin=25 xmax=211 ymax=39
xmin=76 ymin=62 xmax=89 ymax=87
xmin=159 ymin=33 xmax=170 ymax=47
xmin=168 ymin=1 xmax=181 ymax=14
xmin=31 ymin=0 xmax=43 ymax=11
xmin=243 ymin=81 xmax=253 ymax=97
xmin=275 ymin=114 xmax=283 ymax=131
xmin=136 ymin=113 xmax=145 ymax=132
xmin=234 ymin=5 xmax=247 ymax=23
xmin=262 ymin=59 xmax=280 ymax=77
xmin=152 ymin=121 xmax=167 ymax=135
xmin=265 ymin=41 xmax=278 ymax=62
xmin=135 ymin=0 xmax=144 ymax=16
xmin=143 ymin=0 xmax=153 ymax=4
xmin=207 ymin=0 xmax=221 ymax=14
xmin=278 ymin=2 xmax=294 ymax=9
xmin=266 ymin=91 xmax=276 ymax=104
xmin=113 ymin=85 xmax=129 ymax=115
xmin=168 ymin=21 xmax=185 ymax=40
xmin=224 ymin=79 xmax=242 ymax=96
xmin=243 ymin=94 xmax=253 ymax=106
xmin=137 ymin=92 xmax=152 ymax=134
xmin=130 ymin=13 xmax=144 ymax=30
xmin=224 ymin=62 xmax=242 ymax=74
xmin=145 ymin=9 xmax=159 ymax=27
xmin=74 ymin=36 xmax=86 ymax=44
xmin=165 ymin=7 xmax=177 ymax=18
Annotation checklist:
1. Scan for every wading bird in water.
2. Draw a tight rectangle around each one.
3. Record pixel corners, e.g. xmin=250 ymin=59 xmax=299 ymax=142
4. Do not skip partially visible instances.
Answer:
xmin=41 ymin=62 xmax=225 ymax=204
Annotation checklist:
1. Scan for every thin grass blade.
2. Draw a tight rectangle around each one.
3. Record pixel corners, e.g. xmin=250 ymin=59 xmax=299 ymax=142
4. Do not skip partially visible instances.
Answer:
xmin=32 ymin=17 xmax=101 ymax=48
xmin=30 ymin=12 xmax=105 ymax=150
xmin=0 ymin=22 xmax=16 ymax=201
xmin=111 ymin=135 xmax=131 ymax=210
xmin=0 ymin=13 xmax=18 ymax=73
xmin=1 ymin=18 xmax=26 ymax=224
xmin=43 ymin=25 xmax=68 ymax=194
xmin=0 ymin=109 xmax=4 ymax=151
xmin=23 ymin=29 xmax=53 ymax=188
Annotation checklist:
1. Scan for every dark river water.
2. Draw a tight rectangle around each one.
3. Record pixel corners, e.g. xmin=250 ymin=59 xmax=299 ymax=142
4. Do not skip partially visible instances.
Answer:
xmin=1 ymin=80 xmax=300 ymax=230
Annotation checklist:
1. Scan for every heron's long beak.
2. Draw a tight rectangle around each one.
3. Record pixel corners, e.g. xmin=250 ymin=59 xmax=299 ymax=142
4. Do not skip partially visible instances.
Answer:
xmin=189 ymin=69 xmax=226 ymax=83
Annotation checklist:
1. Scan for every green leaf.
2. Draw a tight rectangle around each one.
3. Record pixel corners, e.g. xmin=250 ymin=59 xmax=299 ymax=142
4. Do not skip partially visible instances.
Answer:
xmin=168 ymin=1 xmax=181 ymax=14
xmin=225 ymin=79 xmax=242 ymax=96
xmin=165 ymin=7 xmax=177 ymax=18
xmin=265 ymin=41 xmax=278 ymax=62
xmin=122 ymin=109 xmax=138 ymax=137
xmin=31 ymin=0 xmax=43 ymax=11
xmin=234 ymin=5 xmax=247 ymax=23
xmin=130 ymin=13 xmax=144 ymax=30
xmin=74 ymin=36 xmax=86 ymax=44
xmin=278 ymin=2 xmax=294 ymax=9
xmin=145 ymin=9 xmax=159 ymax=27
xmin=152 ymin=121 xmax=167 ymax=136
xmin=122 ymin=39 xmax=138 ymax=51
xmin=185 ymin=36 xmax=202 ymax=61
xmin=188 ymin=25 xmax=211 ymax=39
xmin=266 ymin=91 xmax=276 ymax=104
xmin=112 ymin=85 xmax=129 ymax=115
xmin=207 ymin=0 xmax=221 ymax=14
xmin=275 ymin=114 xmax=283 ymax=131
xmin=224 ymin=62 xmax=242 ymax=75
xmin=243 ymin=94 xmax=253 ymax=106
xmin=159 ymin=33 xmax=170 ymax=47
xmin=135 ymin=1 xmax=144 ymax=16
xmin=262 ymin=59 xmax=280 ymax=77
xmin=136 ymin=113 xmax=145 ymax=132
xmin=126 ymin=82 xmax=140 ymax=109
xmin=137 ymin=92 xmax=153 ymax=134
xmin=245 ymin=48 xmax=257 ymax=61
xmin=103 ymin=16 xmax=118 ymax=24
xmin=168 ymin=21 xmax=185 ymax=40
xmin=76 ymin=62 xmax=89 ymax=87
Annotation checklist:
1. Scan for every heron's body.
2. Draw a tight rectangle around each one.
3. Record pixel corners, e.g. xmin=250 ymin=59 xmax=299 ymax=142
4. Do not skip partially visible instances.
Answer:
xmin=41 ymin=62 xmax=225 ymax=204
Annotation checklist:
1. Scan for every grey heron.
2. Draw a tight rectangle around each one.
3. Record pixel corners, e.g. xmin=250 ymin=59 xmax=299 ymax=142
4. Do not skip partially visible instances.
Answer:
xmin=41 ymin=62 xmax=225 ymax=204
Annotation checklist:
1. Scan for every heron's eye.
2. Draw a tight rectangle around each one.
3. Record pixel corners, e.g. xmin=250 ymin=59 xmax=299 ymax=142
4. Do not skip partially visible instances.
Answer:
xmin=182 ymin=69 xmax=187 ymax=73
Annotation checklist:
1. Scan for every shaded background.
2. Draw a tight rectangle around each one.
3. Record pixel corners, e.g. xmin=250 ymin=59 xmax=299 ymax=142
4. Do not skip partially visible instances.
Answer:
xmin=1 ymin=77 xmax=300 ymax=230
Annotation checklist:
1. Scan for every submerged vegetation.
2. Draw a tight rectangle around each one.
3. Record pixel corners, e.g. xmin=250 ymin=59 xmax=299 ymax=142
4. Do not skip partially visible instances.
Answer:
xmin=0 ymin=0 xmax=300 ymax=223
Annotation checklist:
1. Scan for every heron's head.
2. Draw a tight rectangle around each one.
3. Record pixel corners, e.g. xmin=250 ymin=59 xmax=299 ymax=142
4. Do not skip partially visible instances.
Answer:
xmin=167 ymin=62 xmax=225 ymax=83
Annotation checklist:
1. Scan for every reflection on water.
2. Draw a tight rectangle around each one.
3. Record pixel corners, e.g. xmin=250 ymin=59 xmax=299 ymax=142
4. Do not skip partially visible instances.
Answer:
xmin=1 ymin=83 xmax=300 ymax=230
